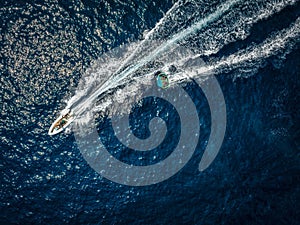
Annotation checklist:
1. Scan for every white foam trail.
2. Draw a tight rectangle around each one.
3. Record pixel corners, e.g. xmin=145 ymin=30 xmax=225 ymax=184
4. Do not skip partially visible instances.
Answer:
xmin=72 ymin=0 xmax=241 ymax=116
xmin=174 ymin=17 xmax=300 ymax=80
xmin=93 ymin=17 xmax=300 ymax=118
xmin=68 ymin=0 xmax=298 ymax=119
xmin=194 ymin=0 xmax=298 ymax=56
xmin=114 ymin=1 xmax=180 ymax=73
xmin=255 ymin=0 xmax=298 ymax=22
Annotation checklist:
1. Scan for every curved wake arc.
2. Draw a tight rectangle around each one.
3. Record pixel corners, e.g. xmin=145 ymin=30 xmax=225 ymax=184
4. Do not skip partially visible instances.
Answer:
xmin=71 ymin=0 xmax=241 ymax=116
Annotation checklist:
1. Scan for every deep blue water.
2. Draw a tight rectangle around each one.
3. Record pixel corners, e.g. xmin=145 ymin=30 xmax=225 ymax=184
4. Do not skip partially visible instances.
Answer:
xmin=1 ymin=0 xmax=299 ymax=224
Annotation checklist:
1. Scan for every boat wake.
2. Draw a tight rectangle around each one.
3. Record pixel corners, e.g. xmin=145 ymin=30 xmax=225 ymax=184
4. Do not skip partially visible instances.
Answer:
xmin=64 ymin=0 xmax=299 ymax=123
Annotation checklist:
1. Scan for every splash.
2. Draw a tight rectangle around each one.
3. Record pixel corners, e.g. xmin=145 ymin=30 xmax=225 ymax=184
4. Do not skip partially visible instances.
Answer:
xmin=69 ymin=0 xmax=299 ymax=184
xmin=66 ymin=0 xmax=298 ymax=119
xmin=69 ymin=0 xmax=241 ymax=117
xmin=172 ymin=17 xmax=300 ymax=81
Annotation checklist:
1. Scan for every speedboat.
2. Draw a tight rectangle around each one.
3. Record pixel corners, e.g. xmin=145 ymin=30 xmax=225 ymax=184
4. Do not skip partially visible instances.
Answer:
xmin=48 ymin=108 xmax=75 ymax=136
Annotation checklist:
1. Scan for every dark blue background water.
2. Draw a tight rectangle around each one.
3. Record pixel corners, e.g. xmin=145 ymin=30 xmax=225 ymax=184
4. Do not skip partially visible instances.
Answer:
xmin=1 ymin=0 xmax=299 ymax=224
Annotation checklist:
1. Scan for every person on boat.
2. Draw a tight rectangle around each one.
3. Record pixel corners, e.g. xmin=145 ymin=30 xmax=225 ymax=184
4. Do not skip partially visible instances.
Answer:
xmin=60 ymin=118 xmax=67 ymax=127
xmin=55 ymin=117 xmax=67 ymax=130
xmin=61 ymin=119 xmax=66 ymax=125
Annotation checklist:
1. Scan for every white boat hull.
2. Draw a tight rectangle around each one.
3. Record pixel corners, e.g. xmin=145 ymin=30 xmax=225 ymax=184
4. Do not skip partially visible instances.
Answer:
xmin=48 ymin=109 xmax=75 ymax=136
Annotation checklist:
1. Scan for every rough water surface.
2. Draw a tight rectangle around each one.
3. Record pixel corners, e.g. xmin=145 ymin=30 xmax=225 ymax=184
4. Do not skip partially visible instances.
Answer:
xmin=0 ymin=0 xmax=299 ymax=224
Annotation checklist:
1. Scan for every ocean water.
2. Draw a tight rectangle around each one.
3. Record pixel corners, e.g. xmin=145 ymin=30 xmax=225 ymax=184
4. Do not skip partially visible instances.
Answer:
xmin=1 ymin=0 xmax=299 ymax=224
